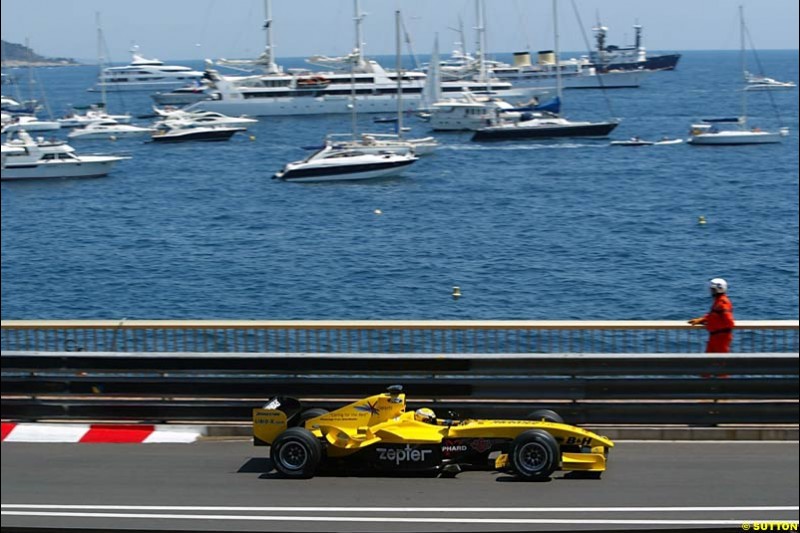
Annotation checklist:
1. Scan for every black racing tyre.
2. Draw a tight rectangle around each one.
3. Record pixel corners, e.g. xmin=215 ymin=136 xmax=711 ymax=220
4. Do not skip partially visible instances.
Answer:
xmin=296 ymin=408 xmax=329 ymax=427
xmin=526 ymin=409 xmax=565 ymax=424
xmin=509 ymin=429 xmax=560 ymax=481
xmin=271 ymin=427 xmax=323 ymax=479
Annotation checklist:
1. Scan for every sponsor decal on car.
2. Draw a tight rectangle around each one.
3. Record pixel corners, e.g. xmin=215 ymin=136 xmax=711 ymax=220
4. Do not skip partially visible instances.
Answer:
xmin=470 ymin=438 xmax=493 ymax=453
xmin=375 ymin=444 xmax=438 ymax=467
xmin=354 ymin=401 xmax=381 ymax=415
xmin=441 ymin=439 xmax=469 ymax=456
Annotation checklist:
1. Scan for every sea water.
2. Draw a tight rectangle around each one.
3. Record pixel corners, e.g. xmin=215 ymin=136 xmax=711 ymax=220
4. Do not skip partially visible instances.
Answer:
xmin=1 ymin=51 xmax=798 ymax=320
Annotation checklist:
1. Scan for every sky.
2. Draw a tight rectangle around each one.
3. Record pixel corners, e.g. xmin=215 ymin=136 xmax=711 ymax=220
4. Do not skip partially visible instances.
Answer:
xmin=2 ymin=0 xmax=798 ymax=63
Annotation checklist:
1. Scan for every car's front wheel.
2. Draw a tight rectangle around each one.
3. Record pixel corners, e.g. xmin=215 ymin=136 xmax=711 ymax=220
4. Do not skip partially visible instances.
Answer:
xmin=509 ymin=429 xmax=560 ymax=481
xmin=271 ymin=427 xmax=322 ymax=479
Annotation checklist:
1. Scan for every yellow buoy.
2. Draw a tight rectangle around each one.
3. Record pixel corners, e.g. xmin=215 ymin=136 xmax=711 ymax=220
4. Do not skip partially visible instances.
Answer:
xmin=452 ymin=286 xmax=462 ymax=299
xmin=698 ymin=215 xmax=707 ymax=225
xmin=249 ymin=135 xmax=256 ymax=141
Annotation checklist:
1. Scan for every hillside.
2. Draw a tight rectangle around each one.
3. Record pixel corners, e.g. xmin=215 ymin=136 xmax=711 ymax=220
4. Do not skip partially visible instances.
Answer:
xmin=1 ymin=40 xmax=79 ymax=66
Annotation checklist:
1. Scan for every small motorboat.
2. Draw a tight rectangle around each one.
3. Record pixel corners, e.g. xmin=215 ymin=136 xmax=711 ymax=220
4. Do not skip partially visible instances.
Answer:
xmin=744 ymin=71 xmax=796 ymax=91
xmin=653 ymin=138 xmax=684 ymax=145
xmin=610 ymin=137 xmax=654 ymax=146
xmin=150 ymin=122 xmax=245 ymax=143
xmin=273 ymin=145 xmax=418 ymax=183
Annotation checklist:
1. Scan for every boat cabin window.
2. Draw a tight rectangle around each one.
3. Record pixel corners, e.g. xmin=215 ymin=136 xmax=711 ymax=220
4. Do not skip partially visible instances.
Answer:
xmin=40 ymin=153 xmax=75 ymax=161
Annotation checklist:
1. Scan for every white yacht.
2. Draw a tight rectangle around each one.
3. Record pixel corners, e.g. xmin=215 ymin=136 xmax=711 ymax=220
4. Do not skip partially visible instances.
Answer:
xmin=428 ymin=91 xmax=554 ymax=131
xmin=151 ymin=83 xmax=212 ymax=105
xmin=273 ymin=145 xmax=417 ymax=183
xmin=744 ymin=71 xmax=796 ymax=91
xmin=58 ymin=106 xmax=132 ymax=128
xmin=90 ymin=46 xmax=204 ymax=93
xmin=488 ymin=51 xmax=648 ymax=89
xmin=150 ymin=121 xmax=245 ymax=143
xmin=0 ymin=95 xmax=40 ymax=115
xmin=152 ymin=108 xmax=258 ymax=128
xmin=67 ymin=120 xmax=155 ymax=140
xmin=686 ymin=119 xmax=788 ymax=145
xmin=188 ymin=0 xmax=537 ymax=117
xmin=1 ymin=130 xmax=128 ymax=180
xmin=1 ymin=115 xmax=61 ymax=134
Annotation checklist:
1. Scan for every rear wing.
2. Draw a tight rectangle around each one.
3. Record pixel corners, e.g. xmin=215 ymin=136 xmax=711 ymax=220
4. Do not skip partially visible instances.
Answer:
xmin=252 ymin=396 xmax=302 ymax=446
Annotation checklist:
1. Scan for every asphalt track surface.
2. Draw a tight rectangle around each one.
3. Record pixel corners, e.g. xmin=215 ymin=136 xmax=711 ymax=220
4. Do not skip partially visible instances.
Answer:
xmin=1 ymin=441 xmax=798 ymax=532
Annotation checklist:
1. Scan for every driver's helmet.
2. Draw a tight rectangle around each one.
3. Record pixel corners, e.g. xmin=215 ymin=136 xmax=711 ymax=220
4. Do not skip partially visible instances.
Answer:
xmin=414 ymin=407 xmax=437 ymax=424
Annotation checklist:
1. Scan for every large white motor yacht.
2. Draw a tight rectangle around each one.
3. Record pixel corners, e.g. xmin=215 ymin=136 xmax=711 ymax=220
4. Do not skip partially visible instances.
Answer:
xmin=1 ymin=130 xmax=128 ymax=180
xmin=189 ymin=61 xmax=536 ymax=117
xmin=90 ymin=46 xmax=204 ymax=92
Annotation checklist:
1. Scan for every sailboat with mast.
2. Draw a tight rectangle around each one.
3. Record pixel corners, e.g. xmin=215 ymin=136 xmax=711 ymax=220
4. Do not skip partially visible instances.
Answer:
xmin=58 ymin=14 xmax=133 ymax=129
xmin=324 ymin=10 xmax=438 ymax=156
xmin=272 ymin=11 xmax=418 ymax=183
xmin=687 ymin=6 xmax=789 ymax=145
xmin=471 ymin=0 xmax=619 ymax=141
xmin=67 ymin=14 xmax=150 ymax=140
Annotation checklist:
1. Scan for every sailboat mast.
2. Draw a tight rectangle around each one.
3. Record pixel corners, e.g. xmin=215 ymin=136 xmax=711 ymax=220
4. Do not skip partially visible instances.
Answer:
xmin=553 ymin=0 xmax=562 ymax=103
xmin=263 ymin=0 xmax=278 ymax=74
xmin=350 ymin=61 xmax=357 ymax=138
xmin=96 ymin=12 xmax=107 ymax=109
xmin=395 ymin=10 xmax=403 ymax=138
xmin=353 ymin=0 xmax=365 ymax=70
xmin=739 ymin=4 xmax=747 ymax=125
xmin=475 ymin=0 xmax=488 ymax=85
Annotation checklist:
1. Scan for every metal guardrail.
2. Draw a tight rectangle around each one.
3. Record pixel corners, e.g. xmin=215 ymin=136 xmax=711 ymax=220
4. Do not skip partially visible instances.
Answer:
xmin=2 ymin=351 xmax=797 ymax=425
xmin=2 ymin=320 xmax=798 ymax=353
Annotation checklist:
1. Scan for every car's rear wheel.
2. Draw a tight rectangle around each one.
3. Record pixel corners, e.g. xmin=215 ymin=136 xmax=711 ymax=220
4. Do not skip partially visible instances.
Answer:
xmin=510 ymin=429 xmax=560 ymax=481
xmin=526 ymin=409 xmax=564 ymax=424
xmin=271 ymin=427 xmax=322 ymax=479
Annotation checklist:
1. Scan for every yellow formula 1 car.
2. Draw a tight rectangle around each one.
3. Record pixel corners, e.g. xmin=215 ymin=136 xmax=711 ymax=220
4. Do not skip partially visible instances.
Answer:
xmin=253 ymin=386 xmax=613 ymax=480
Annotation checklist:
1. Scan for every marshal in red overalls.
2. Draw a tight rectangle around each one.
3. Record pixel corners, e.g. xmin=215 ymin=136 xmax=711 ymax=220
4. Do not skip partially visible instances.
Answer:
xmin=702 ymin=293 xmax=735 ymax=353
xmin=688 ymin=278 xmax=736 ymax=353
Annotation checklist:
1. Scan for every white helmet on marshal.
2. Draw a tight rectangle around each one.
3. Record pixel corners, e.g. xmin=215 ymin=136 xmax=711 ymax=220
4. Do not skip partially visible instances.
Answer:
xmin=709 ymin=278 xmax=728 ymax=295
